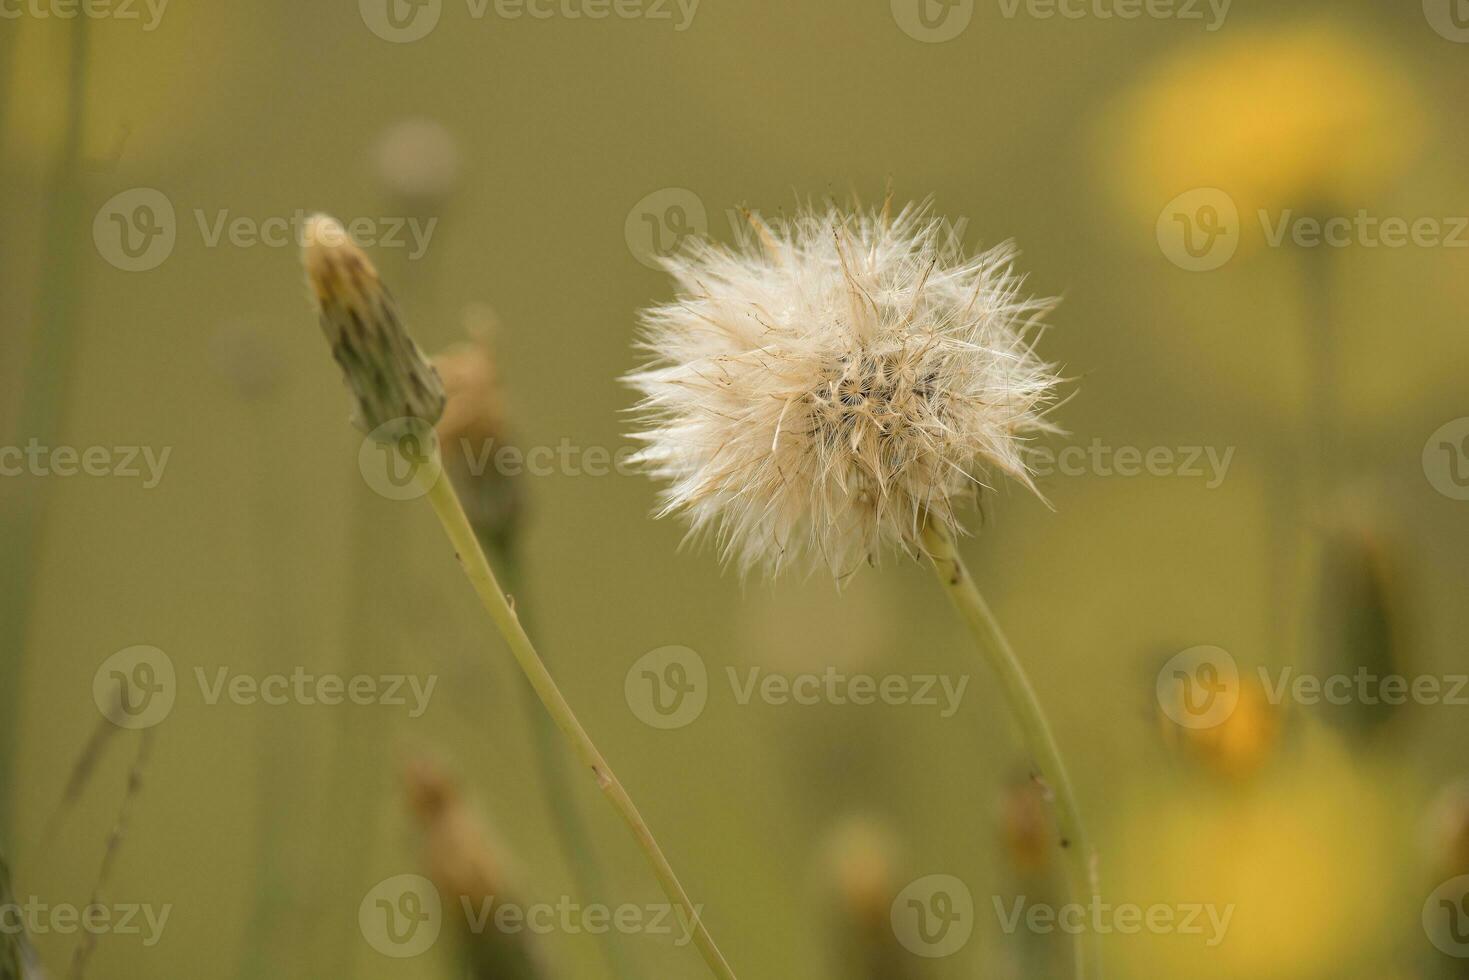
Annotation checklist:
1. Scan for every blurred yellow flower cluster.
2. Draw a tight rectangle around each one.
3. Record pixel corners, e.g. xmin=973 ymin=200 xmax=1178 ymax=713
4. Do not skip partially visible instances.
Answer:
xmin=1109 ymin=732 xmax=1407 ymax=978
xmin=1107 ymin=21 xmax=1425 ymax=231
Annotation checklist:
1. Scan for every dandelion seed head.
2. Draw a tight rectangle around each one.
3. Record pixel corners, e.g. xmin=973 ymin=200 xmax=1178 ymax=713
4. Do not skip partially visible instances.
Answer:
xmin=625 ymin=200 xmax=1063 ymax=578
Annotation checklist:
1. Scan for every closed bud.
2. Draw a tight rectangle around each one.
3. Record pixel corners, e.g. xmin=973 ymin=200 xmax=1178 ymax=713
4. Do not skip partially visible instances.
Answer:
xmin=301 ymin=214 xmax=445 ymax=441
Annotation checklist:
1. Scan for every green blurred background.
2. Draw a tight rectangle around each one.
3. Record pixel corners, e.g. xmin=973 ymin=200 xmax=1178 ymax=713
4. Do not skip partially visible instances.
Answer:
xmin=2 ymin=1 xmax=1468 ymax=977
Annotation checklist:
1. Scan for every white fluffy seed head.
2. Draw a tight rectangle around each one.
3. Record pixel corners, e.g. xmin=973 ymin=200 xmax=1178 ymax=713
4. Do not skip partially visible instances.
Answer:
xmin=624 ymin=200 xmax=1064 ymax=579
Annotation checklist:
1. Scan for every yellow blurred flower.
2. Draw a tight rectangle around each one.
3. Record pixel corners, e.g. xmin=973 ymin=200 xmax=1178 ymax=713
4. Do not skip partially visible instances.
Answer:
xmin=1107 ymin=21 xmax=1424 ymax=231
xmin=1159 ymin=673 xmax=1283 ymax=781
xmin=1109 ymin=733 xmax=1407 ymax=978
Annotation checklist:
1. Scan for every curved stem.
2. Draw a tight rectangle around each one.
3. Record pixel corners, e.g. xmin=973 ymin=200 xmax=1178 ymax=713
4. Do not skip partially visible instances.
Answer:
xmin=920 ymin=521 xmax=1101 ymax=980
xmin=491 ymin=538 xmax=637 ymax=980
xmin=417 ymin=448 xmax=738 ymax=980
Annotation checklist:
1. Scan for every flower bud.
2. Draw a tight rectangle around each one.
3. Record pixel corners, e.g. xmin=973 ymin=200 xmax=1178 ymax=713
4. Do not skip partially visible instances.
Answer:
xmin=301 ymin=213 xmax=444 ymax=441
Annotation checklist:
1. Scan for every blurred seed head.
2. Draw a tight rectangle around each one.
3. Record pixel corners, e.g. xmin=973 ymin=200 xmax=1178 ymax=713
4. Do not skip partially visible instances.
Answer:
xmin=819 ymin=817 xmax=912 ymax=980
xmin=301 ymin=213 xmax=445 ymax=441
xmin=434 ymin=304 xmax=525 ymax=551
xmin=403 ymin=755 xmax=545 ymax=980
xmin=625 ymin=198 xmax=1062 ymax=579
xmin=435 ymin=305 xmax=512 ymax=453
xmin=371 ymin=117 xmax=461 ymax=206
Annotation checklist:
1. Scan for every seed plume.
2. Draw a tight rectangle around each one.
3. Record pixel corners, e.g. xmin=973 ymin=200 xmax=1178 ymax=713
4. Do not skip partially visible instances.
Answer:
xmin=625 ymin=199 xmax=1063 ymax=577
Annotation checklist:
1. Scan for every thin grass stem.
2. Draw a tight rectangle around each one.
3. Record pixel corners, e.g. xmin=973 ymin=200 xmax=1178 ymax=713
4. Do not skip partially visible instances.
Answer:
xmin=920 ymin=520 xmax=1100 ymax=980
xmin=416 ymin=447 xmax=738 ymax=980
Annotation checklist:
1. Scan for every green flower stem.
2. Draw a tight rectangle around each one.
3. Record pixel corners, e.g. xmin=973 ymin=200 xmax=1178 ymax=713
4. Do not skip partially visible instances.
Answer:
xmin=489 ymin=537 xmax=636 ymax=980
xmin=0 ymin=13 xmax=90 ymax=847
xmin=920 ymin=521 xmax=1101 ymax=980
xmin=417 ymin=448 xmax=738 ymax=980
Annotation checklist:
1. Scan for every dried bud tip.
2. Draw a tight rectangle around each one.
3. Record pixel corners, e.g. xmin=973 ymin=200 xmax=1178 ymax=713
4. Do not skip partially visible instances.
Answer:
xmin=301 ymin=212 xmax=445 ymax=441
